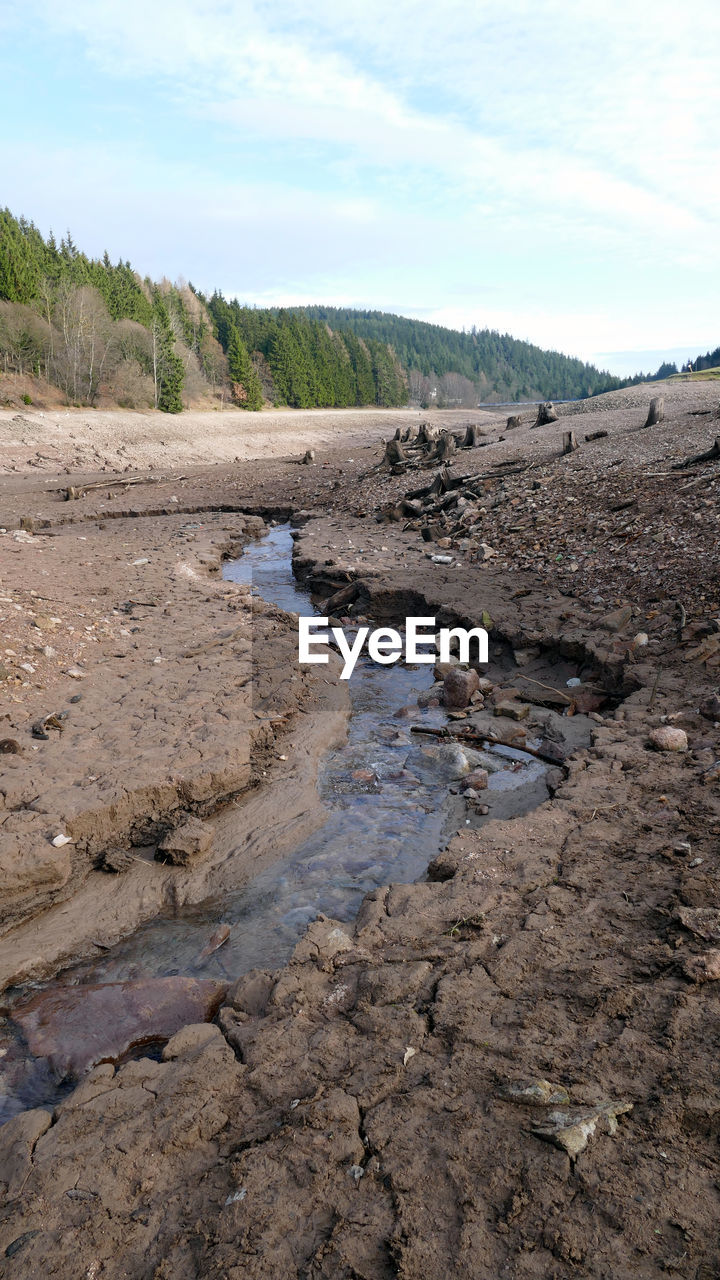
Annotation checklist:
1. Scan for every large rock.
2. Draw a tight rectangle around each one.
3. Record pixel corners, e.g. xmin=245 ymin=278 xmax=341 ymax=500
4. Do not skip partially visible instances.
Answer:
xmin=443 ymin=668 xmax=480 ymax=709
xmin=12 ymin=976 xmax=227 ymax=1079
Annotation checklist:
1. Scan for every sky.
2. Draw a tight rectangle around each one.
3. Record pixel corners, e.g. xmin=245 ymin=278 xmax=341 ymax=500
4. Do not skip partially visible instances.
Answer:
xmin=1 ymin=0 xmax=719 ymax=376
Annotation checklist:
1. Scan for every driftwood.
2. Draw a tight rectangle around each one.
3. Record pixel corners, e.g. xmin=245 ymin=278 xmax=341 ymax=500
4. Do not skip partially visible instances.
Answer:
xmin=562 ymin=431 xmax=578 ymax=455
xmin=585 ymin=430 xmax=608 ymax=442
xmin=643 ymin=396 xmax=664 ymax=428
xmin=59 ymin=472 xmax=199 ymax=501
xmin=672 ymin=437 xmax=720 ymax=470
xmin=533 ymin=402 xmax=558 ymax=427
xmin=410 ymin=724 xmax=569 ymax=773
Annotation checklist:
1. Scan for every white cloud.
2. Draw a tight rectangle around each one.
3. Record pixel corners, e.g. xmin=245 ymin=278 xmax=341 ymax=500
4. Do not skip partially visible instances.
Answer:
xmin=4 ymin=0 xmax=720 ymax=359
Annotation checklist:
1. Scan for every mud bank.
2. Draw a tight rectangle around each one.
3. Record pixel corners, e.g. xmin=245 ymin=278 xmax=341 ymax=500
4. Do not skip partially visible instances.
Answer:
xmin=0 ymin=510 xmax=349 ymax=989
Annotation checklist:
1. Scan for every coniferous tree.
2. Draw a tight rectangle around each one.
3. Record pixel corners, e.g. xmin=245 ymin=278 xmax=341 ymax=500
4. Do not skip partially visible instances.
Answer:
xmin=227 ymin=325 xmax=263 ymax=409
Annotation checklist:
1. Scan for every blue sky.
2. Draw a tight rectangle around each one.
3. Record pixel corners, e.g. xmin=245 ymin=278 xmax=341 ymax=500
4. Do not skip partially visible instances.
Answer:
xmin=1 ymin=0 xmax=718 ymax=375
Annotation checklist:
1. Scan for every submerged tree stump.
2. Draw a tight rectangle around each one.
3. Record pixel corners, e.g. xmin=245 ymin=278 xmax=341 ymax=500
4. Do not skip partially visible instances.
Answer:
xmin=383 ymin=439 xmax=407 ymax=467
xmin=562 ymin=431 xmax=578 ymax=455
xmin=506 ymin=415 xmax=522 ymax=430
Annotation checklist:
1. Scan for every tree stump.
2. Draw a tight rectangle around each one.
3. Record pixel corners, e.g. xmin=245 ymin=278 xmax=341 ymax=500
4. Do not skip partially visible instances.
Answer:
xmin=383 ymin=439 xmax=407 ymax=467
xmin=643 ymin=396 xmax=664 ymax=428
xmin=534 ymin=402 xmax=559 ymax=427
xmin=460 ymin=424 xmax=482 ymax=447
xmin=562 ymin=431 xmax=578 ymax=455
xmin=301 ymin=449 xmax=315 ymax=464
xmin=506 ymin=415 xmax=522 ymax=430
xmin=435 ymin=432 xmax=456 ymax=463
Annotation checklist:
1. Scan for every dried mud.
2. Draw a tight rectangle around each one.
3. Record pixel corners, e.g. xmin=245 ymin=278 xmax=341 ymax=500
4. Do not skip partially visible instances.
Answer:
xmin=1 ymin=384 xmax=719 ymax=1279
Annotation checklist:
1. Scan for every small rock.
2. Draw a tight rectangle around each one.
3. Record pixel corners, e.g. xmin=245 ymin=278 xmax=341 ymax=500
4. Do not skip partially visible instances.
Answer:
xmin=443 ymin=667 xmax=480 ymax=709
xmin=532 ymin=1100 xmax=632 ymax=1159
xmin=677 ymin=907 xmax=720 ymax=943
xmin=461 ymin=767 xmax=489 ymax=791
xmin=0 ymin=738 xmax=21 ymax=754
xmin=66 ymin=666 xmax=86 ymax=679
xmin=683 ymin=950 xmax=720 ymax=983
xmin=494 ymin=700 xmax=530 ymax=721
xmin=699 ymin=693 xmax=720 ymax=720
xmin=499 ymin=1079 xmax=571 ymax=1106
xmin=649 ymin=726 xmax=688 ymax=752
xmin=599 ymin=605 xmax=633 ymax=633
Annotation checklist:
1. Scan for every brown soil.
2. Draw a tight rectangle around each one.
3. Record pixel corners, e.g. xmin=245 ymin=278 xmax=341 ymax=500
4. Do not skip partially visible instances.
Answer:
xmin=1 ymin=384 xmax=719 ymax=1279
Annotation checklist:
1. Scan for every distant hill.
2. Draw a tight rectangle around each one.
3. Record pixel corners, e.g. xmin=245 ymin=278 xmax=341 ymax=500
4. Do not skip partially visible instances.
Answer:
xmin=301 ymin=306 xmax=626 ymax=404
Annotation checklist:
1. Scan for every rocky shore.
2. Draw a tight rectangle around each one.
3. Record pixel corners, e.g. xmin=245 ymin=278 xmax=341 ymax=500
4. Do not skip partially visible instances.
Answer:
xmin=1 ymin=384 xmax=719 ymax=1278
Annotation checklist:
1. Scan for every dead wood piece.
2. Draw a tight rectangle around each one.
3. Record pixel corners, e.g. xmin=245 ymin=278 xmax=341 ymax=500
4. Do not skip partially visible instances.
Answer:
xmin=584 ymin=430 xmax=608 ymax=442
xmin=672 ymin=437 xmax=720 ymax=469
xmin=410 ymin=724 xmax=569 ymax=773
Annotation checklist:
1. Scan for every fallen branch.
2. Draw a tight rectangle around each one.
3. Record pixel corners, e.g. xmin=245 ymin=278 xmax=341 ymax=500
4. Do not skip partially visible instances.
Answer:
xmin=671 ymin=438 xmax=720 ymax=470
xmin=410 ymin=723 xmax=569 ymax=772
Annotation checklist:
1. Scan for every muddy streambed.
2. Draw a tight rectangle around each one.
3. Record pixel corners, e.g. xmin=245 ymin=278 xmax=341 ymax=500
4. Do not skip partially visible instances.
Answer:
xmin=0 ymin=524 xmax=563 ymax=1122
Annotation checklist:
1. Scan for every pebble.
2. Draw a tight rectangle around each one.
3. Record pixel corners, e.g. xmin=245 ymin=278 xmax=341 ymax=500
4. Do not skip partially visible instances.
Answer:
xmin=648 ymin=726 xmax=688 ymax=752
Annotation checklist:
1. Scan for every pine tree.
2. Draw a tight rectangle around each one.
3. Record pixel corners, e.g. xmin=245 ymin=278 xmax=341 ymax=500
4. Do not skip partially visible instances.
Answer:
xmin=150 ymin=298 xmax=185 ymax=413
xmin=227 ymin=325 xmax=263 ymax=409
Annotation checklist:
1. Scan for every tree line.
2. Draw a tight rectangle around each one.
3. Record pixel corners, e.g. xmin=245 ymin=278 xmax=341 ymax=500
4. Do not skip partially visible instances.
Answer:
xmin=0 ymin=210 xmax=408 ymax=412
xmin=2 ymin=208 xmax=705 ymax=413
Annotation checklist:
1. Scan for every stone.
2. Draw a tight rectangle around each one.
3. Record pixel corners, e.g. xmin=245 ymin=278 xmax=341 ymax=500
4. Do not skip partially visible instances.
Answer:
xmin=682 ymin=950 xmax=720 ymax=984
xmin=699 ymin=693 xmax=720 ymax=721
xmin=494 ymin=700 xmax=530 ymax=721
xmin=677 ymin=907 xmax=720 ymax=944
xmin=12 ymin=976 xmax=227 ymax=1079
xmin=404 ymin=742 xmax=473 ymax=784
xmin=648 ymin=726 xmax=688 ymax=753
xmin=532 ymin=1100 xmax=632 ymax=1159
xmin=461 ymin=767 xmax=489 ymax=791
xmin=599 ymin=605 xmax=633 ymax=633
xmin=499 ymin=1079 xmax=570 ymax=1106
xmin=156 ymin=815 xmax=214 ymax=866
xmin=443 ymin=667 xmax=480 ymax=709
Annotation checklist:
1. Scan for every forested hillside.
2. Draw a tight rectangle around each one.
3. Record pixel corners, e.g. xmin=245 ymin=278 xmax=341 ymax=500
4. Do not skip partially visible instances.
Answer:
xmin=206 ymin=296 xmax=407 ymax=409
xmin=2 ymin=208 xmax=695 ymax=414
xmin=0 ymin=211 xmax=407 ymax=412
xmin=302 ymin=306 xmax=627 ymax=403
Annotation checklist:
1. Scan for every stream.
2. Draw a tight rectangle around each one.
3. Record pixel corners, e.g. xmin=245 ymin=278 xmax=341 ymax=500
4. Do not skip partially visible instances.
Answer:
xmin=0 ymin=522 xmax=552 ymax=1122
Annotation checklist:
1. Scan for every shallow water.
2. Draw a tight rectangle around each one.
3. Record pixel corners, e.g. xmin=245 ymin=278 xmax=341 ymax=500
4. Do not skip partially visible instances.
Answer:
xmin=0 ymin=523 xmax=548 ymax=1120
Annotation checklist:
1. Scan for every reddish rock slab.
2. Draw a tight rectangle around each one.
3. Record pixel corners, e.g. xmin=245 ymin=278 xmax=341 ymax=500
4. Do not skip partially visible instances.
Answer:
xmin=12 ymin=976 xmax=227 ymax=1079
